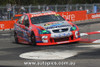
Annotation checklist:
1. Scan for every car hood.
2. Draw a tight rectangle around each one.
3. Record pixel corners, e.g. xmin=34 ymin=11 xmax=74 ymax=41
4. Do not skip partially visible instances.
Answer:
xmin=35 ymin=21 xmax=72 ymax=30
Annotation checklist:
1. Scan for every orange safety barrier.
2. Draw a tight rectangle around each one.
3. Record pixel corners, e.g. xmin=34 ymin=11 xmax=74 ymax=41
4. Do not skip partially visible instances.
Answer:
xmin=57 ymin=11 xmax=87 ymax=22
xmin=0 ymin=20 xmax=15 ymax=30
xmin=87 ymin=13 xmax=100 ymax=20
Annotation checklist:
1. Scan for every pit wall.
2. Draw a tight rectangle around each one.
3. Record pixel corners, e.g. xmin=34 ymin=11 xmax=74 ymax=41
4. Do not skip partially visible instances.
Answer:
xmin=0 ymin=11 xmax=100 ymax=30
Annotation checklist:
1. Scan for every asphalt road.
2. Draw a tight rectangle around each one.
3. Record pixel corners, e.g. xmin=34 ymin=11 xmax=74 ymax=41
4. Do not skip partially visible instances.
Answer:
xmin=0 ymin=22 xmax=100 ymax=67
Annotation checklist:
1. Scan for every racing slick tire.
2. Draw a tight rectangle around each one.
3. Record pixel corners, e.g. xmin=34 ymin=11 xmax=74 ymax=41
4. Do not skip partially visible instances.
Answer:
xmin=30 ymin=32 xmax=37 ymax=46
xmin=74 ymin=41 xmax=79 ymax=43
xmin=14 ymin=32 xmax=19 ymax=44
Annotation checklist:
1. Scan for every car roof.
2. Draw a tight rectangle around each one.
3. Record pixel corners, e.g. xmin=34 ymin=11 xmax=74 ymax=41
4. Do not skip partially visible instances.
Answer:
xmin=28 ymin=11 xmax=56 ymax=17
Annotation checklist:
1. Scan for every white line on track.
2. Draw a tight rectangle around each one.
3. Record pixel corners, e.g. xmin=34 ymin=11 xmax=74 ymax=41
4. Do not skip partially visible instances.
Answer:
xmin=0 ymin=34 xmax=11 ymax=36
xmin=0 ymin=38 xmax=11 ymax=40
xmin=97 ymin=31 xmax=100 ymax=32
xmin=77 ymin=44 xmax=100 ymax=48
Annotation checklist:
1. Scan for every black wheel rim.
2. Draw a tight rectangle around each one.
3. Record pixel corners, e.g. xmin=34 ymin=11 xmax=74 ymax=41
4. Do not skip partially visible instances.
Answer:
xmin=31 ymin=34 xmax=36 ymax=45
xmin=14 ymin=33 xmax=18 ymax=43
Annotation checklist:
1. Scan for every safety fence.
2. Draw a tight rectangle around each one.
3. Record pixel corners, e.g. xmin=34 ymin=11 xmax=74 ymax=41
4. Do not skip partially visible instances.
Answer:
xmin=0 ymin=4 xmax=100 ymax=21
xmin=1 ymin=10 xmax=100 ymax=30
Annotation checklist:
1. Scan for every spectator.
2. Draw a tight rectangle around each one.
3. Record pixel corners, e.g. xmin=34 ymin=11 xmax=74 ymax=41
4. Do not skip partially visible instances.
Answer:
xmin=86 ymin=9 xmax=89 ymax=14
xmin=18 ymin=6 xmax=26 ymax=14
xmin=79 ymin=7 xmax=83 ymax=10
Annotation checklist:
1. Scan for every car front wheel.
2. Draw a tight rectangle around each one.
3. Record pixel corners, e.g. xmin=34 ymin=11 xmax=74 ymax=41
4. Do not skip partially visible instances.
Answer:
xmin=14 ymin=32 xmax=19 ymax=43
xmin=30 ymin=32 xmax=36 ymax=46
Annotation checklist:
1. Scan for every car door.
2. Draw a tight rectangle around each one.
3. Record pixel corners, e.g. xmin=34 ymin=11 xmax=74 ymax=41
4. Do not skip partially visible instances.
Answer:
xmin=21 ymin=15 xmax=31 ymax=42
xmin=15 ymin=15 xmax=25 ymax=38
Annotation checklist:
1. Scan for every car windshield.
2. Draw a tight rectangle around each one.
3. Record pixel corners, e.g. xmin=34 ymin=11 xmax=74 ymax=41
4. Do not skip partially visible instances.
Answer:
xmin=31 ymin=14 xmax=65 ymax=24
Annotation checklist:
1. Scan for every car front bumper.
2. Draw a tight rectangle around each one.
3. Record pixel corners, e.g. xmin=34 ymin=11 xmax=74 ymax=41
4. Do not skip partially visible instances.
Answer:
xmin=37 ymin=38 xmax=80 ymax=46
xmin=36 ymin=30 xmax=80 ymax=45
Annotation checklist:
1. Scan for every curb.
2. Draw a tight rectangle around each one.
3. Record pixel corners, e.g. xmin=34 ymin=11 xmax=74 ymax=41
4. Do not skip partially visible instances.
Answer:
xmin=80 ymin=31 xmax=100 ymax=44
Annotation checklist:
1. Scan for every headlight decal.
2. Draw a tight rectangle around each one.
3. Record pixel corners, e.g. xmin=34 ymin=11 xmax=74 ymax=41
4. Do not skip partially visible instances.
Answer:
xmin=75 ymin=31 xmax=78 ymax=38
xmin=42 ymin=36 xmax=48 ymax=43
xmin=75 ymin=31 xmax=80 ymax=38
xmin=40 ymin=30 xmax=51 ymax=34
xmin=70 ymin=26 xmax=77 ymax=31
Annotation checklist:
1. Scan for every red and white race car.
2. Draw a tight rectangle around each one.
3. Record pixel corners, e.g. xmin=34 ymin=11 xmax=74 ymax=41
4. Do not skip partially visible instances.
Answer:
xmin=14 ymin=11 xmax=80 ymax=46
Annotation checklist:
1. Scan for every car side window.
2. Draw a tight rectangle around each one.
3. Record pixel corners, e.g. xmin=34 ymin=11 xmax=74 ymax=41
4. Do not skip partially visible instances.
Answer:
xmin=23 ymin=15 xmax=29 ymax=27
xmin=17 ymin=15 xmax=24 ymax=24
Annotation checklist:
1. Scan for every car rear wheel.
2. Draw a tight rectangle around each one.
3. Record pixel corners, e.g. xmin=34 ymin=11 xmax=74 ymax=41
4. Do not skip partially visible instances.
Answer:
xmin=30 ymin=32 xmax=36 ymax=46
xmin=14 ymin=32 xmax=19 ymax=43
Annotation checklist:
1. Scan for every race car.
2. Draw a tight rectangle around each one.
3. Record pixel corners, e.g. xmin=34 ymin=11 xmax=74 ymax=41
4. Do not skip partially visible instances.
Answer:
xmin=14 ymin=11 xmax=80 ymax=46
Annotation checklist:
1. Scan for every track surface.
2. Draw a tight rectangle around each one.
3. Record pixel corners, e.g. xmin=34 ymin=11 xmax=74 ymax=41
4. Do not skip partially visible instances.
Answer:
xmin=0 ymin=22 xmax=100 ymax=67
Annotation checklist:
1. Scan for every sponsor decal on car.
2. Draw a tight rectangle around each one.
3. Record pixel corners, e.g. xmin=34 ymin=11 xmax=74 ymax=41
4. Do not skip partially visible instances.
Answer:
xmin=51 ymin=32 xmax=72 ymax=38
xmin=45 ymin=25 xmax=70 ymax=29
xmin=31 ymin=12 xmax=55 ymax=17
xmin=44 ymin=22 xmax=62 ymax=26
